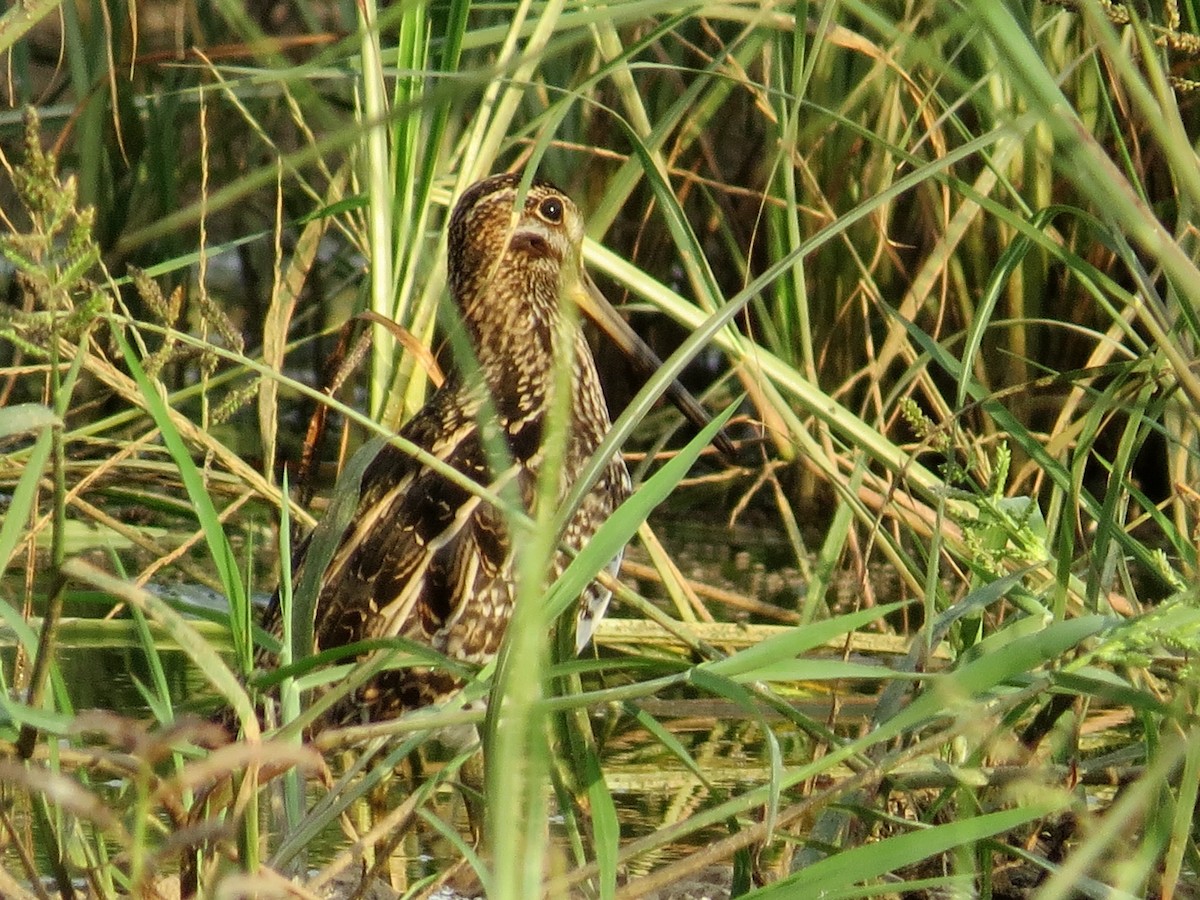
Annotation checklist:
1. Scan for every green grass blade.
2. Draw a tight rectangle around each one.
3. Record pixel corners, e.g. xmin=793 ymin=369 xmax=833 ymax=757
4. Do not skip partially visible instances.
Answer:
xmin=111 ymin=324 xmax=251 ymax=671
xmin=758 ymin=800 xmax=1068 ymax=896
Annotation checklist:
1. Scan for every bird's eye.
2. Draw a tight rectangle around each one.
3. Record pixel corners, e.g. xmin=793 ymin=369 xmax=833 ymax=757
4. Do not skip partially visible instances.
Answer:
xmin=538 ymin=196 xmax=564 ymax=223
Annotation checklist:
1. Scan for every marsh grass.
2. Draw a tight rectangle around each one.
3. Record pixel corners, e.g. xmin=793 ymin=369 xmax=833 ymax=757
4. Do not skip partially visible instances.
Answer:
xmin=2 ymin=0 xmax=1200 ymax=896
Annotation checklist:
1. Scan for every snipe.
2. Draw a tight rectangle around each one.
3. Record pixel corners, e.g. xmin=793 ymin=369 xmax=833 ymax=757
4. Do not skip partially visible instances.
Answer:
xmin=261 ymin=173 xmax=721 ymax=725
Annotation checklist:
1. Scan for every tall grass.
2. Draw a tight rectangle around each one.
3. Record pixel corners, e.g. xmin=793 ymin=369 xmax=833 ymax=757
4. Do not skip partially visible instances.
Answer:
xmin=2 ymin=0 xmax=1199 ymax=896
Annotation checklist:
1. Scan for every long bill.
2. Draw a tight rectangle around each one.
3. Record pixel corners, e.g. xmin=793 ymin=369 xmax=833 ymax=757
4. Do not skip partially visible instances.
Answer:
xmin=573 ymin=270 xmax=736 ymax=461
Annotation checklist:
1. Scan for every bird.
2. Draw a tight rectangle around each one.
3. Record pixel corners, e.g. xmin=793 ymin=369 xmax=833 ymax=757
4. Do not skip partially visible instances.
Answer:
xmin=259 ymin=173 xmax=723 ymax=727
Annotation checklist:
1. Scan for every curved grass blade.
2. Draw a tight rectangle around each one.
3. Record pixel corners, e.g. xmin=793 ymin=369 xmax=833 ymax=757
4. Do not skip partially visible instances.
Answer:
xmin=703 ymin=601 xmax=909 ymax=681
xmin=545 ymin=402 xmax=737 ymax=624
xmin=112 ymin=325 xmax=252 ymax=673
xmin=755 ymin=800 xmax=1067 ymax=897
xmin=0 ymin=426 xmax=53 ymax=582
xmin=60 ymin=559 xmax=258 ymax=740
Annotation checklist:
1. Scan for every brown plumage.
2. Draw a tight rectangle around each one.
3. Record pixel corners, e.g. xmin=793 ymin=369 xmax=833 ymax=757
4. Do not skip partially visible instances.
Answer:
xmin=261 ymin=174 xmax=658 ymax=724
xmin=259 ymin=174 xmax=730 ymax=728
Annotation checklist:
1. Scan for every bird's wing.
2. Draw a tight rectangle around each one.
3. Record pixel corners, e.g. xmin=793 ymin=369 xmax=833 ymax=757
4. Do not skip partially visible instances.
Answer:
xmin=303 ymin=386 xmax=531 ymax=663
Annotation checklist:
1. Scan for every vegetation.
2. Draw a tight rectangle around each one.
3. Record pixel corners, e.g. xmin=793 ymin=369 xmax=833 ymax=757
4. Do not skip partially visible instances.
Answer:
xmin=2 ymin=0 xmax=1199 ymax=896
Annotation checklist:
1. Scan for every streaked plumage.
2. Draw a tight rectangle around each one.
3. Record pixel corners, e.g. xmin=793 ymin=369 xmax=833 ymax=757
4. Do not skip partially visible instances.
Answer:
xmin=262 ymin=174 xmax=637 ymax=723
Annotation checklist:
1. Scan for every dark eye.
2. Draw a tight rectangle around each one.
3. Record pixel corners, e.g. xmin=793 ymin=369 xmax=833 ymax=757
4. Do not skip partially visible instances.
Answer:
xmin=538 ymin=196 xmax=563 ymax=223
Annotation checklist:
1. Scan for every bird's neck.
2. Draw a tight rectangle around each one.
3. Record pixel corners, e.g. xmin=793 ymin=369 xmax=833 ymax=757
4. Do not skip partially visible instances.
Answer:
xmin=471 ymin=321 xmax=596 ymax=405
xmin=459 ymin=326 xmax=609 ymax=469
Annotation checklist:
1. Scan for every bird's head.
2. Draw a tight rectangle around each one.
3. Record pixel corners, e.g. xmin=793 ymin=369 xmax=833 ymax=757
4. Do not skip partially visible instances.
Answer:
xmin=444 ymin=173 xmax=735 ymax=459
xmin=447 ymin=174 xmax=585 ymax=338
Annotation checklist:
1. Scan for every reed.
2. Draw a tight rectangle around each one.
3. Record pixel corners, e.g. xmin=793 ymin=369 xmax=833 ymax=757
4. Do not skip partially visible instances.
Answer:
xmin=2 ymin=1 xmax=1198 ymax=896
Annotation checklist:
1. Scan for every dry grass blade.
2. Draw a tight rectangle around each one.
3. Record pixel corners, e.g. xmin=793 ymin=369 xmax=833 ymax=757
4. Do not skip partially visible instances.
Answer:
xmin=0 ymin=758 xmax=129 ymax=844
xmin=155 ymin=741 xmax=322 ymax=802
xmin=260 ymin=168 xmax=342 ymax=481
xmin=72 ymin=332 xmax=305 ymax=527
xmin=4 ymin=1 xmax=1199 ymax=895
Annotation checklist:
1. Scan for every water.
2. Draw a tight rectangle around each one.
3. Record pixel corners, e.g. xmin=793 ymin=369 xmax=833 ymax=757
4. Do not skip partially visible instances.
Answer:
xmin=0 ymin=518 xmax=830 ymax=897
